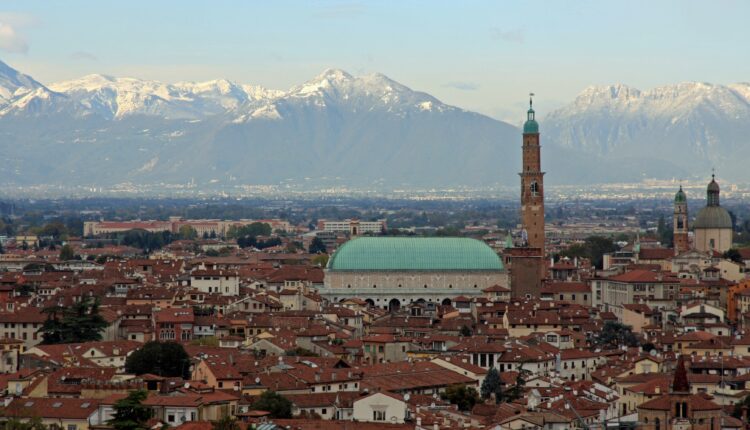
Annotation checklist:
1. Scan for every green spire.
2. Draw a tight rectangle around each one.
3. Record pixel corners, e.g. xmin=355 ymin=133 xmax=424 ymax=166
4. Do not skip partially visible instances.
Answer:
xmin=523 ymin=93 xmax=539 ymax=134
xmin=674 ymin=185 xmax=687 ymax=203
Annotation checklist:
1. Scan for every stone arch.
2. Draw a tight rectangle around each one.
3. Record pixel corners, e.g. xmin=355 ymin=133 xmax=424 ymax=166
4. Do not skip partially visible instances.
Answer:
xmin=364 ymin=298 xmax=375 ymax=307
xmin=441 ymin=298 xmax=452 ymax=306
xmin=388 ymin=298 xmax=401 ymax=312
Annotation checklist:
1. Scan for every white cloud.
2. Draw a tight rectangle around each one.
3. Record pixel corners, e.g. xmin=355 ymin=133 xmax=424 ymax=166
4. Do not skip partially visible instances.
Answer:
xmin=491 ymin=27 xmax=525 ymax=44
xmin=70 ymin=51 xmax=98 ymax=61
xmin=0 ymin=23 xmax=28 ymax=53
xmin=0 ymin=13 xmax=37 ymax=54
xmin=444 ymin=81 xmax=479 ymax=91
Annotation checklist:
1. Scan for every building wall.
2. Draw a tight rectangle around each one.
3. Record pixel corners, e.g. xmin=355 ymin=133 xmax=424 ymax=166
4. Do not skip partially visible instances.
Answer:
xmin=352 ymin=393 xmax=407 ymax=424
xmin=322 ymin=270 xmax=507 ymax=309
xmin=695 ymin=228 xmax=733 ymax=254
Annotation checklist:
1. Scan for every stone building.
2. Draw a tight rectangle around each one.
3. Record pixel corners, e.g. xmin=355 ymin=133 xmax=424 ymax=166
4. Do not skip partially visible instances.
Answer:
xmin=321 ymin=237 xmax=507 ymax=310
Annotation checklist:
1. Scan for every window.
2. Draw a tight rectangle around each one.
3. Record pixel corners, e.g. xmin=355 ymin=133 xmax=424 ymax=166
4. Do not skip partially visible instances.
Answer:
xmin=67 ymin=426 xmax=77 ymax=430
xmin=530 ymin=181 xmax=539 ymax=196
xmin=373 ymin=410 xmax=386 ymax=421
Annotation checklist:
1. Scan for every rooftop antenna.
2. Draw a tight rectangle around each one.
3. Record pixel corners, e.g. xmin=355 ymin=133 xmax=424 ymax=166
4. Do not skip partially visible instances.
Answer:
xmin=529 ymin=92 xmax=535 ymax=109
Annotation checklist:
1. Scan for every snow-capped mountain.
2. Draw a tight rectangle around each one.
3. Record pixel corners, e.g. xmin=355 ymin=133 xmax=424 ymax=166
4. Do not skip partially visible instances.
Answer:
xmin=0 ymin=57 xmax=746 ymax=189
xmin=0 ymin=60 xmax=521 ymax=188
xmin=544 ymin=82 xmax=750 ymax=175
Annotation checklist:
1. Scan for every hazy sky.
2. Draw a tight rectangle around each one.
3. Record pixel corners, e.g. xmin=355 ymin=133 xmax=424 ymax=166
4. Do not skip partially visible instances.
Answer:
xmin=0 ymin=0 xmax=748 ymax=123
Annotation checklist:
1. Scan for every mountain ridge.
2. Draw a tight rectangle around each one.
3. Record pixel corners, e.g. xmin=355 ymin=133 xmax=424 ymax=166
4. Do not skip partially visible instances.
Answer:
xmin=0 ymin=59 xmax=744 ymax=189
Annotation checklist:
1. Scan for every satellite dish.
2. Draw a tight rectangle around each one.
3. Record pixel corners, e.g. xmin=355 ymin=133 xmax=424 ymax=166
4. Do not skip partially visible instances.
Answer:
xmin=255 ymin=377 xmax=261 ymax=384
xmin=184 ymin=383 xmax=190 ymax=389
xmin=403 ymin=393 xmax=410 ymax=402
xmin=650 ymin=349 xmax=658 ymax=357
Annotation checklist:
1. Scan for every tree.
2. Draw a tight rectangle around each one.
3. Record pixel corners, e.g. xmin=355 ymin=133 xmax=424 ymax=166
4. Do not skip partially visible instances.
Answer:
xmin=205 ymin=249 xmax=220 ymax=257
xmin=284 ymin=347 xmax=318 ymax=357
xmin=459 ymin=325 xmax=473 ymax=337
xmin=560 ymin=236 xmax=618 ymax=269
xmin=59 ymin=244 xmax=75 ymax=261
xmin=308 ymin=237 xmax=326 ymax=254
xmin=178 ymin=225 xmax=197 ymax=240
xmin=311 ymin=254 xmax=329 ymax=267
xmin=732 ymin=393 xmax=750 ymax=419
xmin=250 ymin=391 xmax=292 ymax=418
xmin=724 ymin=248 xmax=743 ymax=264
xmin=124 ymin=341 xmax=190 ymax=378
xmin=2 ymin=417 xmax=47 ymax=430
xmin=480 ymin=367 xmax=501 ymax=400
xmin=109 ymin=389 xmax=153 ymax=430
xmin=441 ymin=384 xmax=480 ymax=411
xmin=212 ymin=416 xmax=240 ymax=430
xmin=39 ymin=297 xmax=108 ymax=344
xmin=594 ymin=321 xmax=639 ymax=349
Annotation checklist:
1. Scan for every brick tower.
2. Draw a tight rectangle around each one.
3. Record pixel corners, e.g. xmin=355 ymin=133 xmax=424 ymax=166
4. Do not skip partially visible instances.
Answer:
xmin=673 ymin=185 xmax=689 ymax=254
xmin=520 ymin=95 xmax=545 ymax=251
xmin=509 ymin=95 xmax=546 ymax=298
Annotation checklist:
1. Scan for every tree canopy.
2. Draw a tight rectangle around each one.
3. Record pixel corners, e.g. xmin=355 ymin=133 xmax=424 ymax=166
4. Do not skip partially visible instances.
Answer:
xmin=441 ymin=384 xmax=480 ymax=411
xmin=109 ymin=389 xmax=153 ymax=430
xmin=250 ymin=391 xmax=292 ymax=418
xmin=39 ymin=297 xmax=108 ymax=344
xmin=308 ymin=237 xmax=326 ymax=254
xmin=58 ymin=244 xmax=75 ymax=261
xmin=594 ymin=321 xmax=639 ymax=349
xmin=560 ymin=235 xmax=618 ymax=269
xmin=124 ymin=341 xmax=190 ymax=378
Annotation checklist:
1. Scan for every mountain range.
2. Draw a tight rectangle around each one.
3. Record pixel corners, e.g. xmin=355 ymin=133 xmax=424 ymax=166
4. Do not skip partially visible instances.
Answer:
xmin=0 ymin=59 xmax=746 ymax=191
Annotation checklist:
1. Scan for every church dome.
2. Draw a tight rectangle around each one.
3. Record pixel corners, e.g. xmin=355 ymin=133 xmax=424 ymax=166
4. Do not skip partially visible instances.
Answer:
xmin=694 ymin=206 xmax=732 ymax=230
xmin=327 ymin=237 xmax=504 ymax=271
xmin=674 ymin=186 xmax=686 ymax=203
xmin=707 ymin=178 xmax=720 ymax=193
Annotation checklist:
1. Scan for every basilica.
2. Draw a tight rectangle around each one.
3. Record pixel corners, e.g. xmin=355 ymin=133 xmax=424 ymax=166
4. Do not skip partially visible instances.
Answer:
xmin=673 ymin=174 xmax=733 ymax=254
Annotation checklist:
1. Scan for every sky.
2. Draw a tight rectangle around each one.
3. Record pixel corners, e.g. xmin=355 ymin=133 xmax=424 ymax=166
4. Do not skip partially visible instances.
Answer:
xmin=0 ymin=0 xmax=748 ymax=123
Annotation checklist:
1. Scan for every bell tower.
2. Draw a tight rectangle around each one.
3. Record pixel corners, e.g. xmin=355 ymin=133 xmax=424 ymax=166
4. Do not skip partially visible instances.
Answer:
xmin=520 ymin=94 xmax=545 ymax=251
xmin=673 ymin=185 xmax=689 ymax=253
xmin=509 ymin=95 xmax=546 ymax=299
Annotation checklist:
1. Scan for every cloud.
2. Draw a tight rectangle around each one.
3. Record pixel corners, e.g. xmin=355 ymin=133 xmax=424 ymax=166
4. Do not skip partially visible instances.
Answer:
xmin=0 ymin=13 xmax=38 ymax=54
xmin=444 ymin=81 xmax=479 ymax=91
xmin=0 ymin=23 xmax=28 ymax=53
xmin=491 ymin=27 xmax=525 ymax=44
xmin=70 ymin=51 xmax=98 ymax=61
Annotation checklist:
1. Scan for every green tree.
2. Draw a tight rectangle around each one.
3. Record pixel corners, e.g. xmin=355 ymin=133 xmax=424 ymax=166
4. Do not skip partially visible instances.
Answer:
xmin=124 ymin=341 xmax=190 ymax=378
xmin=732 ymin=393 xmax=750 ymax=419
xmin=2 ymin=417 xmax=47 ymax=430
xmin=59 ymin=244 xmax=75 ymax=261
xmin=594 ymin=321 xmax=639 ymax=349
xmin=308 ymin=237 xmax=326 ymax=254
xmin=724 ymin=248 xmax=743 ymax=264
xmin=250 ymin=391 xmax=292 ymax=418
xmin=205 ymin=249 xmax=220 ymax=257
xmin=311 ymin=254 xmax=329 ymax=267
xmin=178 ymin=225 xmax=197 ymax=240
xmin=560 ymin=236 xmax=618 ymax=269
xmin=39 ymin=297 xmax=108 ymax=344
xmin=480 ymin=367 xmax=501 ymax=400
xmin=284 ymin=347 xmax=318 ymax=357
xmin=212 ymin=416 xmax=240 ymax=430
xmin=459 ymin=325 xmax=473 ymax=337
xmin=441 ymin=384 xmax=480 ymax=411
xmin=109 ymin=389 xmax=153 ymax=430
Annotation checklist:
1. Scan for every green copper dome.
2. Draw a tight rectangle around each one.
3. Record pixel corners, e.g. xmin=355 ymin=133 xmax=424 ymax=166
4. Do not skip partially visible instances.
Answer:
xmin=674 ymin=186 xmax=687 ymax=203
xmin=523 ymin=108 xmax=539 ymax=134
xmin=327 ymin=237 xmax=504 ymax=271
